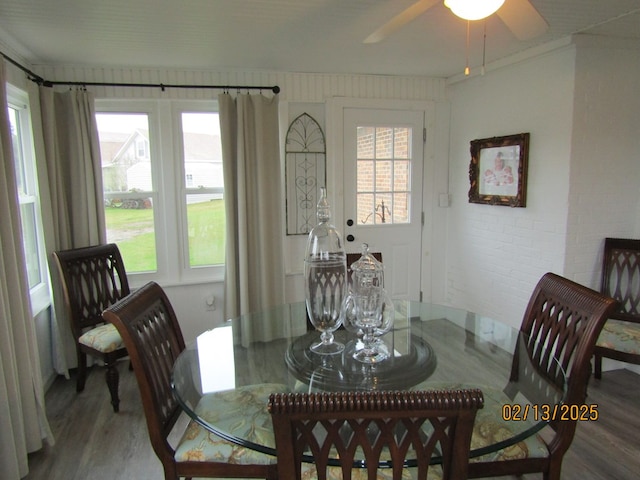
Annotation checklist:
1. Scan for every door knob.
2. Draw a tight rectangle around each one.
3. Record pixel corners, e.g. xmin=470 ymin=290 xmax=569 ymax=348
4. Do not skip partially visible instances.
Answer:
xmin=347 ymin=219 xmax=354 ymax=227
xmin=346 ymin=234 xmax=355 ymax=242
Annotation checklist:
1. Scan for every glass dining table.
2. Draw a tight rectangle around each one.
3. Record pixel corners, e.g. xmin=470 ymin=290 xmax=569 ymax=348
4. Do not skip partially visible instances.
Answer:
xmin=171 ymin=301 xmax=566 ymax=466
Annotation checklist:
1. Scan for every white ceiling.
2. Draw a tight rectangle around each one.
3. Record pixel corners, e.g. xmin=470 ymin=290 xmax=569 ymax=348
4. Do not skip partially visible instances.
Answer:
xmin=0 ymin=0 xmax=639 ymax=78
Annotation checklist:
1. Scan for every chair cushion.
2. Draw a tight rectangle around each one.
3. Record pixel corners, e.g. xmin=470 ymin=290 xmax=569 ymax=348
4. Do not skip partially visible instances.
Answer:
xmin=409 ymin=382 xmax=549 ymax=463
xmin=596 ymin=319 xmax=640 ymax=354
xmin=470 ymin=419 xmax=548 ymax=463
xmin=194 ymin=383 xmax=286 ymax=448
xmin=298 ymin=465 xmax=442 ymax=479
xmin=78 ymin=323 xmax=124 ymax=353
xmin=175 ymin=419 xmax=276 ymax=465
xmin=177 ymin=383 xmax=286 ymax=465
xmin=469 ymin=385 xmax=549 ymax=463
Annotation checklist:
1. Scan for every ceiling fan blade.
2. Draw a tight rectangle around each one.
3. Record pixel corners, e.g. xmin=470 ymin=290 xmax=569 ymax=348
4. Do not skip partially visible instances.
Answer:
xmin=497 ymin=0 xmax=548 ymax=41
xmin=364 ymin=0 xmax=440 ymax=44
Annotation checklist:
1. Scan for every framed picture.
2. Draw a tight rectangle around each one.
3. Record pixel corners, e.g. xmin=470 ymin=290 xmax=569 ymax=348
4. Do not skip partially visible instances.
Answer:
xmin=468 ymin=133 xmax=529 ymax=207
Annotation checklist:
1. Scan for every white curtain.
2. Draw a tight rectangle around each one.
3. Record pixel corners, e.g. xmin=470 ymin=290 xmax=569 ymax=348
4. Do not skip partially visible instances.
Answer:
xmin=38 ymin=87 xmax=106 ymax=372
xmin=219 ymin=93 xmax=286 ymax=325
xmin=0 ymin=60 xmax=54 ymax=480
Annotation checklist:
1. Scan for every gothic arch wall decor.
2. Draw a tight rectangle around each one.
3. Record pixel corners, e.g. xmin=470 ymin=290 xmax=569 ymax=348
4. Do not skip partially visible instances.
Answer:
xmin=285 ymin=113 xmax=326 ymax=235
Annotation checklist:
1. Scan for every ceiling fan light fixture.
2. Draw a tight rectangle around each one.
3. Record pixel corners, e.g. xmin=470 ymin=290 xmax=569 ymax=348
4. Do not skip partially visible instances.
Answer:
xmin=444 ymin=0 xmax=505 ymax=21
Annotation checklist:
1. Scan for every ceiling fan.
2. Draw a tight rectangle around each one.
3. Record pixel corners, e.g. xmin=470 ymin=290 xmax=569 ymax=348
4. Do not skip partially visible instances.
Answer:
xmin=364 ymin=0 xmax=548 ymax=44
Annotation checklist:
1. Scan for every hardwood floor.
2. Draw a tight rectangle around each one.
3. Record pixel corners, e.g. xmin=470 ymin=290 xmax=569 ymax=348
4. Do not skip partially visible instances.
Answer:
xmin=25 ymin=363 xmax=640 ymax=479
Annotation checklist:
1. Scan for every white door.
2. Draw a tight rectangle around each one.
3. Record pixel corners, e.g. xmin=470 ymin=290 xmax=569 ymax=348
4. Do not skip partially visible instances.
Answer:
xmin=343 ymin=108 xmax=425 ymax=301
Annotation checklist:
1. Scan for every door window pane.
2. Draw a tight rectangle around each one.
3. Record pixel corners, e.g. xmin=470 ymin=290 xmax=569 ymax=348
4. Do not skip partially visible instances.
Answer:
xmin=356 ymin=126 xmax=375 ymax=158
xmin=355 ymin=126 xmax=412 ymax=225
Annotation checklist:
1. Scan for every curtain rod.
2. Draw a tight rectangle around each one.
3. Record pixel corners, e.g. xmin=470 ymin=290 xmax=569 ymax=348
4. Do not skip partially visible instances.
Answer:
xmin=1 ymin=52 xmax=280 ymax=94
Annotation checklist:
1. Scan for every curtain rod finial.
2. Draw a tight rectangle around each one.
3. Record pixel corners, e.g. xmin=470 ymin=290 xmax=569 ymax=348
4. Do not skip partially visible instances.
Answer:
xmin=272 ymin=86 xmax=280 ymax=94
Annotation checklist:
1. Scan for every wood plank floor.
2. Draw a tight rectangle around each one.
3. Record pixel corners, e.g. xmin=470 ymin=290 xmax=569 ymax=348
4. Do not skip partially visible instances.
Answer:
xmin=25 ymin=363 xmax=640 ymax=479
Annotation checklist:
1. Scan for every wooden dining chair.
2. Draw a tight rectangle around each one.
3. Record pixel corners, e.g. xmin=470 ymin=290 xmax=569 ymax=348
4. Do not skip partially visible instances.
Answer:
xmin=53 ymin=243 xmax=131 ymax=412
xmin=102 ymin=281 xmax=278 ymax=480
xmin=593 ymin=237 xmax=640 ymax=378
xmin=268 ymin=389 xmax=484 ymax=480
xmin=467 ymin=272 xmax=617 ymax=480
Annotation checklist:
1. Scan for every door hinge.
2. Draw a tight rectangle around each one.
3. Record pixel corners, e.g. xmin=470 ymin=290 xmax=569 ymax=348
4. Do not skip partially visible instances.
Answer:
xmin=423 ymin=127 xmax=427 ymax=143
xmin=421 ymin=211 xmax=425 ymax=226
xmin=419 ymin=290 xmax=423 ymax=302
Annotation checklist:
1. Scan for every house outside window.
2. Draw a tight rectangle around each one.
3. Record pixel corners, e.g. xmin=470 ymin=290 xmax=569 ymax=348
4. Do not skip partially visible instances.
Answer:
xmin=96 ymin=100 xmax=225 ymax=284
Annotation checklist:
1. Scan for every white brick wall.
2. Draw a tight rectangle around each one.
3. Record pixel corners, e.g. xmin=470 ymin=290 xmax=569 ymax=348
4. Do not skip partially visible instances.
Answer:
xmin=445 ymin=36 xmax=640 ymax=337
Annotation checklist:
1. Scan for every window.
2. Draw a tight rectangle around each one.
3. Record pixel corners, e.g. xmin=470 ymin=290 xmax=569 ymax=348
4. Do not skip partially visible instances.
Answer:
xmin=95 ymin=100 xmax=225 ymax=284
xmin=135 ymin=137 xmax=148 ymax=158
xmin=180 ymin=112 xmax=225 ymax=268
xmin=96 ymin=112 xmax=158 ymax=273
xmin=7 ymin=84 xmax=49 ymax=313
xmin=356 ymin=126 xmax=411 ymax=225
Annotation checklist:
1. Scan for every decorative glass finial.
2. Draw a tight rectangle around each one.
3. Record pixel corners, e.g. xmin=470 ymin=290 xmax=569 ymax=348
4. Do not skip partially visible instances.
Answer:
xmin=316 ymin=187 xmax=331 ymax=224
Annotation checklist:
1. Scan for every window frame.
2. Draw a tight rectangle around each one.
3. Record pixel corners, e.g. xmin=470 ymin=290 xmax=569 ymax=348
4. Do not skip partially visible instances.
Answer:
xmin=7 ymin=83 xmax=50 ymax=314
xmin=95 ymin=99 xmax=224 ymax=286
xmin=172 ymin=102 xmax=225 ymax=281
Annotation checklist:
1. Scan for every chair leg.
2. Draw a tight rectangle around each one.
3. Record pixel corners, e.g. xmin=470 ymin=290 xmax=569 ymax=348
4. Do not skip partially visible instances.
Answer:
xmin=76 ymin=351 xmax=87 ymax=392
xmin=594 ymin=353 xmax=602 ymax=379
xmin=105 ymin=361 xmax=120 ymax=412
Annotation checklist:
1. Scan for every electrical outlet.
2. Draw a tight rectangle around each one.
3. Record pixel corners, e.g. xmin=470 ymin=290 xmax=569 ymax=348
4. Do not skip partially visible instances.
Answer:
xmin=205 ymin=295 xmax=216 ymax=311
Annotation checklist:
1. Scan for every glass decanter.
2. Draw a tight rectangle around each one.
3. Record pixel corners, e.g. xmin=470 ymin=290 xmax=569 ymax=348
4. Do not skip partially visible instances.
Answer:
xmin=304 ymin=187 xmax=347 ymax=355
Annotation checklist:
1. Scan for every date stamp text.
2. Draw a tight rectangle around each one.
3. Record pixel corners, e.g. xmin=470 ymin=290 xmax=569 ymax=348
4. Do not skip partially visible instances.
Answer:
xmin=501 ymin=403 xmax=599 ymax=422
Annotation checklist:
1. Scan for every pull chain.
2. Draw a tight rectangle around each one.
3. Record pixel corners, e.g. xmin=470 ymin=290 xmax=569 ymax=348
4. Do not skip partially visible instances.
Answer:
xmin=482 ymin=21 xmax=487 ymax=75
xmin=464 ymin=20 xmax=470 ymax=76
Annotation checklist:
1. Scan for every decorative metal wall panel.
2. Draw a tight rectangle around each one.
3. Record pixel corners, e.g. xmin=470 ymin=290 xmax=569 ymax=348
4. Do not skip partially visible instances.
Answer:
xmin=285 ymin=113 xmax=326 ymax=235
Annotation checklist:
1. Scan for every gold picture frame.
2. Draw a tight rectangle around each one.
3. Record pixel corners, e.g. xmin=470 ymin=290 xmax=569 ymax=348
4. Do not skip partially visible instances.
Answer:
xmin=468 ymin=133 xmax=529 ymax=207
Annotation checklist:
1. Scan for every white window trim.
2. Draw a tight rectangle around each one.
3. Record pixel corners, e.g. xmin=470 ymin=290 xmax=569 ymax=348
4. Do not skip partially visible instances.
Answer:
xmin=7 ymin=83 xmax=50 ymax=314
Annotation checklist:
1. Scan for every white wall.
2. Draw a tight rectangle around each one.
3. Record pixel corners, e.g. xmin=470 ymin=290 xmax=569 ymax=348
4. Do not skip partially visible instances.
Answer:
xmin=566 ymin=36 xmax=640 ymax=376
xmin=564 ymin=36 xmax=640 ymax=288
xmin=445 ymin=43 xmax=577 ymax=328
xmin=445 ymin=34 xmax=640 ymax=357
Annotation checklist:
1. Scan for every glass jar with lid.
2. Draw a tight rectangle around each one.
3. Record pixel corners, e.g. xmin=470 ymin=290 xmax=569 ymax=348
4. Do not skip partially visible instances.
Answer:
xmin=304 ymin=187 xmax=347 ymax=355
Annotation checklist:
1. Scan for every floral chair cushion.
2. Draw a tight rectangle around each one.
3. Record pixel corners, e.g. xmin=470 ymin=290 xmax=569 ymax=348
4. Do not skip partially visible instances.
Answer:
xmin=596 ymin=319 xmax=640 ymax=354
xmin=409 ymin=382 xmax=549 ymax=463
xmin=175 ymin=419 xmax=276 ymax=465
xmin=78 ymin=323 xmax=124 ymax=353
xmin=176 ymin=383 xmax=284 ymax=465
xmin=297 ymin=465 xmax=443 ymax=480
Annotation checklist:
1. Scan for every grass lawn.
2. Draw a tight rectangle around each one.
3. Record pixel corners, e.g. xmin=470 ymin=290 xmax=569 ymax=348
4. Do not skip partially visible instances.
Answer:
xmin=105 ymin=199 xmax=225 ymax=272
